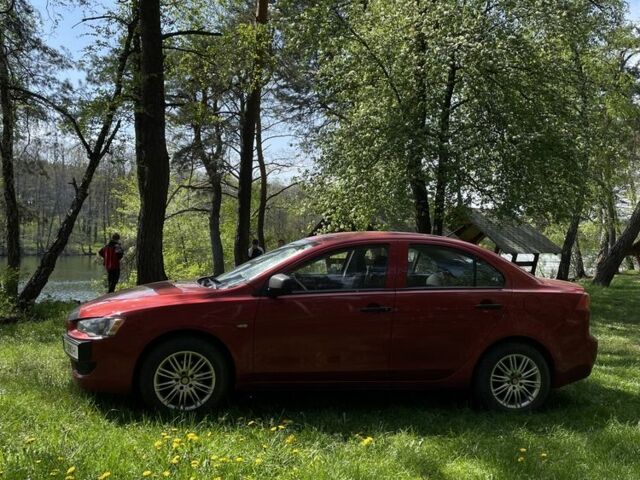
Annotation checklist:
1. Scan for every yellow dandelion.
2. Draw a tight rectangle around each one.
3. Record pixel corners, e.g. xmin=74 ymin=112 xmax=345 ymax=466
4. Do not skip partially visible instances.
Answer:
xmin=518 ymin=456 xmax=525 ymax=462
xmin=154 ymin=440 xmax=164 ymax=449
xmin=186 ymin=432 xmax=199 ymax=441
xmin=98 ymin=472 xmax=111 ymax=480
xmin=170 ymin=455 xmax=180 ymax=465
xmin=519 ymin=448 xmax=527 ymax=453
xmin=65 ymin=476 xmax=74 ymax=480
xmin=236 ymin=457 xmax=244 ymax=462
xmin=142 ymin=471 xmax=152 ymax=477
xmin=162 ymin=471 xmax=171 ymax=477
xmin=66 ymin=467 xmax=76 ymax=475
xmin=360 ymin=437 xmax=374 ymax=446
xmin=285 ymin=434 xmax=296 ymax=444
xmin=255 ymin=458 xmax=264 ymax=465
xmin=269 ymin=426 xmax=277 ymax=432
xmin=190 ymin=460 xmax=200 ymax=468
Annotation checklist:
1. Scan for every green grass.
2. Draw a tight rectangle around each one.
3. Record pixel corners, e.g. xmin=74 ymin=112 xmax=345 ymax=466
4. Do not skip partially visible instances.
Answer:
xmin=1 ymin=275 xmax=639 ymax=480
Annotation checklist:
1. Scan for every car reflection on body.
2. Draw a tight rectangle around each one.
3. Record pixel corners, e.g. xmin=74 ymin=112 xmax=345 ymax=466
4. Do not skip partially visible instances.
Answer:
xmin=63 ymin=232 xmax=597 ymax=413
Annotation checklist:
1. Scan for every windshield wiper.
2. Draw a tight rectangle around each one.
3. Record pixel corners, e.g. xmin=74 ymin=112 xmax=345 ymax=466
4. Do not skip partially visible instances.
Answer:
xmin=197 ymin=275 xmax=221 ymax=289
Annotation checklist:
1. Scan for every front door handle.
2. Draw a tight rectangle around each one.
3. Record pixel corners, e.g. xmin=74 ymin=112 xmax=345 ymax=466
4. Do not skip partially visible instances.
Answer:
xmin=360 ymin=303 xmax=392 ymax=313
xmin=475 ymin=302 xmax=503 ymax=310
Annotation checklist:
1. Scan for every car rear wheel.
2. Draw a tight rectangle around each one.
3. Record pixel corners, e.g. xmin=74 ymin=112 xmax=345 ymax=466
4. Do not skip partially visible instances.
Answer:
xmin=474 ymin=342 xmax=550 ymax=412
xmin=139 ymin=336 xmax=230 ymax=413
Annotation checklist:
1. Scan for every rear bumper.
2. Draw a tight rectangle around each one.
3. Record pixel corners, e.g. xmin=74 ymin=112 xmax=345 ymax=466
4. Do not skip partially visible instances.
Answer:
xmin=553 ymin=334 xmax=598 ymax=388
xmin=63 ymin=333 xmax=134 ymax=394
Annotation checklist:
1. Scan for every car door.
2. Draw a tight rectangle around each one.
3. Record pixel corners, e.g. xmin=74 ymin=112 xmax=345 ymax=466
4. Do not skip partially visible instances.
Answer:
xmin=391 ymin=243 xmax=510 ymax=381
xmin=253 ymin=244 xmax=395 ymax=382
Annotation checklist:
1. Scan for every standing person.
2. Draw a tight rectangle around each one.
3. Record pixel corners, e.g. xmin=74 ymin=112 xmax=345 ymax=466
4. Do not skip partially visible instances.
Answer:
xmin=99 ymin=233 xmax=124 ymax=293
xmin=248 ymin=238 xmax=264 ymax=260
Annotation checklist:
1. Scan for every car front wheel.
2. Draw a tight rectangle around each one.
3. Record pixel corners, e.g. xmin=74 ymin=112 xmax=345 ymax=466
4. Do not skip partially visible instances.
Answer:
xmin=474 ymin=342 xmax=550 ymax=412
xmin=139 ymin=336 xmax=230 ymax=413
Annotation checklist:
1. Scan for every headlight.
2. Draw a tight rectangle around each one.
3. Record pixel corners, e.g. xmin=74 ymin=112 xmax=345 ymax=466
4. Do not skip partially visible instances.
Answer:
xmin=76 ymin=317 xmax=125 ymax=338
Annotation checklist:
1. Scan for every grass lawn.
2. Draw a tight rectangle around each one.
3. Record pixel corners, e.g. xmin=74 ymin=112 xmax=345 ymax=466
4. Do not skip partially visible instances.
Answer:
xmin=1 ymin=274 xmax=639 ymax=480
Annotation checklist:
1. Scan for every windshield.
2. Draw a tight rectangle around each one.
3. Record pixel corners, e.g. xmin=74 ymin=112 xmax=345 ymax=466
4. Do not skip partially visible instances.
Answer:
xmin=204 ymin=240 xmax=317 ymax=288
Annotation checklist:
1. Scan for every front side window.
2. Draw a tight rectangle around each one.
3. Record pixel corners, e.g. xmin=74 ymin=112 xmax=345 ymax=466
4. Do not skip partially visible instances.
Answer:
xmin=290 ymin=245 xmax=389 ymax=292
xmin=407 ymin=245 xmax=504 ymax=288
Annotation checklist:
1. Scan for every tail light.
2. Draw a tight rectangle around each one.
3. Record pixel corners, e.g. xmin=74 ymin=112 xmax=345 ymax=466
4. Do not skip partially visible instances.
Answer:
xmin=577 ymin=293 xmax=590 ymax=311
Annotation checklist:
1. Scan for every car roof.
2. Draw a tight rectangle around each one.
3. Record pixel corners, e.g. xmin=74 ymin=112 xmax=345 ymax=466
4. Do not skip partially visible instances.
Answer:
xmin=311 ymin=231 xmax=470 ymax=247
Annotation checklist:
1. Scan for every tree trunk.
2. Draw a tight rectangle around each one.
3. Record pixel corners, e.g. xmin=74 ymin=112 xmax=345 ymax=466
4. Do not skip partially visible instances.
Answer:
xmin=16 ymin=18 xmax=134 ymax=307
xmin=573 ymin=236 xmax=587 ymax=279
xmin=0 ymin=34 xmax=19 ymax=298
xmin=593 ymin=200 xmax=640 ymax=286
xmin=556 ymin=214 xmax=580 ymax=280
xmin=407 ymin=0 xmax=431 ymax=235
xmin=256 ymin=111 xmax=267 ymax=250
xmin=193 ymin=108 xmax=225 ymax=277
xmin=19 ymin=164 xmax=95 ymax=305
xmin=409 ymin=173 xmax=431 ymax=233
xmin=433 ymin=58 xmax=457 ymax=236
xmin=135 ymin=0 xmax=169 ymax=284
xmin=234 ymin=0 xmax=269 ymax=266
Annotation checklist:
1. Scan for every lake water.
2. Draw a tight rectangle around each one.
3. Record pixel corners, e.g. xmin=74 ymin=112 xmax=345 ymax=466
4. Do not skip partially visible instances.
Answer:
xmin=2 ymin=256 xmax=105 ymax=302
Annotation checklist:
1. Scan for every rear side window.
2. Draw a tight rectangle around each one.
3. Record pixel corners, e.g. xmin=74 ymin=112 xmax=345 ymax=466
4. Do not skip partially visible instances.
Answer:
xmin=290 ymin=245 xmax=389 ymax=291
xmin=407 ymin=245 xmax=504 ymax=288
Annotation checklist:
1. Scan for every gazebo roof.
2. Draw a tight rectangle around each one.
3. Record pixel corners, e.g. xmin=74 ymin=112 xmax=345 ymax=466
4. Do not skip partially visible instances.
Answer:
xmin=451 ymin=209 xmax=562 ymax=255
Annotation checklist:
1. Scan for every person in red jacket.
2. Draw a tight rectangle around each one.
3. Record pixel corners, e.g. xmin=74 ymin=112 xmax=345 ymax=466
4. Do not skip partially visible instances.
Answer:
xmin=99 ymin=233 xmax=124 ymax=293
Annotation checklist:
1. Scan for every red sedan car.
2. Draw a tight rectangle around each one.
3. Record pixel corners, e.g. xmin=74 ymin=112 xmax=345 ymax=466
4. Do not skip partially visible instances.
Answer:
xmin=63 ymin=232 xmax=597 ymax=412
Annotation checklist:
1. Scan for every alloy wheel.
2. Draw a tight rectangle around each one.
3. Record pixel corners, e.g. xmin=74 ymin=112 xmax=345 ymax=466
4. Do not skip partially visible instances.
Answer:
xmin=153 ymin=351 xmax=216 ymax=411
xmin=490 ymin=353 xmax=542 ymax=409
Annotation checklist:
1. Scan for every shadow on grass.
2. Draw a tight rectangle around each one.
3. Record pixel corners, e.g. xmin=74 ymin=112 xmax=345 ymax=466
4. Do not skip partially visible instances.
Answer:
xmin=84 ymin=374 xmax=640 ymax=439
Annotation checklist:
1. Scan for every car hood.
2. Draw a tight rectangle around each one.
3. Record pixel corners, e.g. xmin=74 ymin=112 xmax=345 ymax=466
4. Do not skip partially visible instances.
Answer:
xmin=75 ymin=281 xmax=216 ymax=318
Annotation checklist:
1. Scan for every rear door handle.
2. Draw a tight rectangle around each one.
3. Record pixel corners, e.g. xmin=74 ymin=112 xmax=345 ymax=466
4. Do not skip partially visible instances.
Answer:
xmin=360 ymin=303 xmax=392 ymax=313
xmin=475 ymin=302 xmax=503 ymax=310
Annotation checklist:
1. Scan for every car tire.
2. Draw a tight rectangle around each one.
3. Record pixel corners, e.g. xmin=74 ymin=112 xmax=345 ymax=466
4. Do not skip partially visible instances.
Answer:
xmin=473 ymin=342 xmax=550 ymax=412
xmin=138 ymin=336 xmax=230 ymax=413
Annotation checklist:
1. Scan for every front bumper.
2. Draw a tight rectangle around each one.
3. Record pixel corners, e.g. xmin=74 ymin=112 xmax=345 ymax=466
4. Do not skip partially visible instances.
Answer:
xmin=63 ymin=334 xmax=95 ymax=374
xmin=62 ymin=333 xmax=134 ymax=394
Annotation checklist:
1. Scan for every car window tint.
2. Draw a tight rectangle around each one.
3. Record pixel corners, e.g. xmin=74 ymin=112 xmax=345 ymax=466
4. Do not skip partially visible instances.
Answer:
xmin=407 ymin=245 xmax=503 ymax=288
xmin=476 ymin=258 xmax=505 ymax=287
xmin=291 ymin=245 xmax=389 ymax=291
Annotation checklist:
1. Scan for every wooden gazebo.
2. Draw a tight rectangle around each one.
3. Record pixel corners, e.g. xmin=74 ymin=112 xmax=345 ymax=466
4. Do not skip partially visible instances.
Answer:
xmin=450 ymin=209 xmax=562 ymax=275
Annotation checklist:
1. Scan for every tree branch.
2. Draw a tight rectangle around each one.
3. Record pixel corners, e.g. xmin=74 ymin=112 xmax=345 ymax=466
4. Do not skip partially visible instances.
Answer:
xmin=162 ymin=30 xmax=222 ymax=40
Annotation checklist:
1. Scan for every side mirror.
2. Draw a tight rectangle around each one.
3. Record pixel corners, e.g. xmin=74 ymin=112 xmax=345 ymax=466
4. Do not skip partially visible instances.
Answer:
xmin=267 ymin=273 xmax=295 ymax=297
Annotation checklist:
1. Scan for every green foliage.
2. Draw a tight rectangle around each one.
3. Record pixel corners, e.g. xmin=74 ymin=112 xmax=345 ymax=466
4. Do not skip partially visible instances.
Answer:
xmin=276 ymin=0 xmax=640 ymax=230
